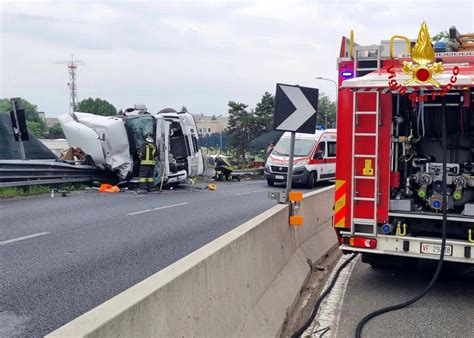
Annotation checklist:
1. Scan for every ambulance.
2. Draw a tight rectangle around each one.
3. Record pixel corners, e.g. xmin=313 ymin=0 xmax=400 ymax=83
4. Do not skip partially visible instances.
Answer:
xmin=264 ymin=129 xmax=337 ymax=188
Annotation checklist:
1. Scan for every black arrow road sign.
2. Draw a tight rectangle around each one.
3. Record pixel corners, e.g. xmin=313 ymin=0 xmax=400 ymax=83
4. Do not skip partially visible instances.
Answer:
xmin=274 ymin=84 xmax=319 ymax=134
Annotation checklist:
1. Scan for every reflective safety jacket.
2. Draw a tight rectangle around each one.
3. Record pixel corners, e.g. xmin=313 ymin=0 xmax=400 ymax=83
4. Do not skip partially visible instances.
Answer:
xmin=216 ymin=157 xmax=232 ymax=170
xmin=139 ymin=143 xmax=157 ymax=166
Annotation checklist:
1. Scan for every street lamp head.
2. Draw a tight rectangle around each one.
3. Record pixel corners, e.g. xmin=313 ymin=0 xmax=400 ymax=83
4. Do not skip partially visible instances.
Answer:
xmin=314 ymin=76 xmax=338 ymax=129
xmin=315 ymin=76 xmax=337 ymax=86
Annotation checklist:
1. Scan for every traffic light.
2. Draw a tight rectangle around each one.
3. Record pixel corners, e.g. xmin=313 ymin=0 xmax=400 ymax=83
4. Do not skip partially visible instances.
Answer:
xmin=9 ymin=97 xmax=29 ymax=141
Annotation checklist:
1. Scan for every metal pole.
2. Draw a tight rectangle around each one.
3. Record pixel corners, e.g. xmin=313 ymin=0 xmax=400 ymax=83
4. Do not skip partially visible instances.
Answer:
xmin=334 ymin=82 xmax=338 ymax=128
xmin=285 ymin=131 xmax=296 ymax=202
xmin=315 ymin=77 xmax=338 ymax=128
xmin=220 ymin=131 xmax=223 ymax=153
xmin=11 ymin=99 xmax=26 ymax=160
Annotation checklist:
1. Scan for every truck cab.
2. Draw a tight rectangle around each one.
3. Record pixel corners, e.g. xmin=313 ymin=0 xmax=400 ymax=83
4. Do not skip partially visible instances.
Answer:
xmin=58 ymin=106 xmax=204 ymax=186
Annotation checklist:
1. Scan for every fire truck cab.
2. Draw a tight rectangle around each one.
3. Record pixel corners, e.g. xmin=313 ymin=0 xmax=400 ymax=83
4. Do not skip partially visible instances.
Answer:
xmin=334 ymin=23 xmax=474 ymax=266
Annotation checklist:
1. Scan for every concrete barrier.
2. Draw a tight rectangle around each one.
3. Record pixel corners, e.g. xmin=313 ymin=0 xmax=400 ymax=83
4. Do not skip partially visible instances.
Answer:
xmin=48 ymin=185 xmax=337 ymax=337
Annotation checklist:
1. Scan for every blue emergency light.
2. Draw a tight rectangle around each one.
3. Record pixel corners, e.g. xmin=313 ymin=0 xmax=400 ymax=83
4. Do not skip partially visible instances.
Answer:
xmin=341 ymin=71 xmax=353 ymax=78
xmin=382 ymin=223 xmax=392 ymax=234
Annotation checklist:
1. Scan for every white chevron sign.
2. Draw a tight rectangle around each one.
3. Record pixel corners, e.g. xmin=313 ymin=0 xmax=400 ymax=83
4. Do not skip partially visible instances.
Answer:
xmin=274 ymin=84 xmax=318 ymax=134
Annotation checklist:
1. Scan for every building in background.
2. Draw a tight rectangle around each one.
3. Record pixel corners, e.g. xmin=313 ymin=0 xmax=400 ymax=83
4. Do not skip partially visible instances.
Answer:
xmin=39 ymin=138 xmax=69 ymax=156
xmin=193 ymin=114 xmax=228 ymax=136
xmin=45 ymin=117 xmax=59 ymax=128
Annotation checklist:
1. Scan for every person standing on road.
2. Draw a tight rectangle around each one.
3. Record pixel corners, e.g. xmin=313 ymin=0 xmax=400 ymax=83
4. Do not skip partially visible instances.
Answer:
xmin=265 ymin=141 xmax=274 ymax=160
xmin=138 ymin=134 xmax=158 ymax=193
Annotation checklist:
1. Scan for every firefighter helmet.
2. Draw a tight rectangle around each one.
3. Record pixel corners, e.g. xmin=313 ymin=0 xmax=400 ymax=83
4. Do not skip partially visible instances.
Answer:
xmin=145 ymin=134 xmax=154 ymax=143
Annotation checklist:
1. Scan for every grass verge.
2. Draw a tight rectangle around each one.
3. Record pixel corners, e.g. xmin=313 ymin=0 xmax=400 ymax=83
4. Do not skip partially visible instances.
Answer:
xmin=0 ymin=183 xmax=88 ymax=199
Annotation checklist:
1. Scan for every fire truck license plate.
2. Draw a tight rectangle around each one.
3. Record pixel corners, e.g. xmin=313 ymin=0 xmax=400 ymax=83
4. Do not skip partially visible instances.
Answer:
xmin=275 ymin=175 xmax=285 ymax=180
xmin=420 ymin=243 xmax=452 ymax=256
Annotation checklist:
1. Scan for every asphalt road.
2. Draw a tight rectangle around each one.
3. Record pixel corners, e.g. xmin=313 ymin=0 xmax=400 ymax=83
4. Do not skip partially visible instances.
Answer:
xmin=335 ymin=257 xmax=474 ymax=337
xmin=0 ymin=179 xmax=322 ymax=337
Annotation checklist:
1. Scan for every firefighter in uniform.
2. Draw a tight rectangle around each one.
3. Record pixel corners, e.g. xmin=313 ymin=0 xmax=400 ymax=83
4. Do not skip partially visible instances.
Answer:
xmin=138 ymin=134 xmax=158 ymax=193
xmin=215 ymin=155 xmax=234 ymax=181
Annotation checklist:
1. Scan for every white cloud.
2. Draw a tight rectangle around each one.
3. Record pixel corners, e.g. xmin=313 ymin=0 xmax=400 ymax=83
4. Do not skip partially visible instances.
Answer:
xmin=2 ymin=0 xmax=123 ymax=23
xmin=0 ymin=0 xmax=473 ymax=117
xmin=235 ymin=0 xmax=319 ymax=21
xmin=1 ymin=0 xmax=123 ymax=24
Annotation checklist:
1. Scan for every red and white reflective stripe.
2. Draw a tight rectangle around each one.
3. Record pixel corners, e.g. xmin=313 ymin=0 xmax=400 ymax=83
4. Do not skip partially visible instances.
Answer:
xmin=352 ymin=84 xmax=469 ymax=93
xmin=352 ymin=87 xmax=390 ymax=93
xmin=352 ymin=88 xmax=381 ymax=92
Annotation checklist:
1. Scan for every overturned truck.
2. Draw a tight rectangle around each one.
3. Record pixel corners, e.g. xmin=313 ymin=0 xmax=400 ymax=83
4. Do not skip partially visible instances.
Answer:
xmin=59 ymin=106 xmax=205 ymax=186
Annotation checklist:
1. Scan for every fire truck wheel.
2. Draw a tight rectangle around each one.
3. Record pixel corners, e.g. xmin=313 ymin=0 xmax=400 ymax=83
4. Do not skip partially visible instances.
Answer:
xmin=267 ymin=179 xmax=275 ymax=186
xmin=362 ymin=253 xmax=393 ymax=269
xmin=305 ymin=172 xmax=316 ymax=189
xmin=362 ymin=253 xmax=416 ymax=269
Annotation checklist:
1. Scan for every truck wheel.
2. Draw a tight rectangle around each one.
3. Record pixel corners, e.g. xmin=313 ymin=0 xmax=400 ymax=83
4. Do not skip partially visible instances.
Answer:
xmin=362 ymin=253 xmax=416 ymax=269
xmin=305 ymin=172 xmax=315 ymax=189
xmin=267 ymin=179 xmax=275 ymax=186
xmin=362 ymin=253 xmax=386 ymax=268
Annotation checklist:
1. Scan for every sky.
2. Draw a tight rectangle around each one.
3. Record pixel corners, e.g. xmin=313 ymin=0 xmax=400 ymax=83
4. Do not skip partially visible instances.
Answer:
xmin=1 ymin=0 xmax=473 ymax=117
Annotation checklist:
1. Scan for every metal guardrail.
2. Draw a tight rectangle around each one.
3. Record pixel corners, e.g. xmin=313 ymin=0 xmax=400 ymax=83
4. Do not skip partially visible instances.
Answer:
xmin=0 ymin=160 xmax=116 ymax=188
xmin=0 ymin=177 xmax=93 ymax=188
xmin=233 ymin=168 xmax=264 ymax=175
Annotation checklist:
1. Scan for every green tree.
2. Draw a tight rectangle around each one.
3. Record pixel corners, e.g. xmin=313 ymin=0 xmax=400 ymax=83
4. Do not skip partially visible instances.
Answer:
xmin=0 ymin=98 xmax=40 ymax=122
xmin=227 ymin=101 xmax=253 ymax=163
xmin=253 ymin=92 xmax=274 ymax=136
xmin=0 ymin=98 xmax=46 ymax=136
xmin=180 ymin=106 xmax=189 ymax=113
xmin=77 ymin=97 xmax=117 ymax=116
xmin=316 ymin=93 xmax=336 ymax=128
xmin=26 ymin=121 xmax=44 ymax=138
xmin=48 ymin=123 xmax=65 ymax=138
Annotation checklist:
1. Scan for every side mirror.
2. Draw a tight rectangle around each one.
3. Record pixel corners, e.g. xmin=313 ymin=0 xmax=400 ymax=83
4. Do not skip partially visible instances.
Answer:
xmin=315 ymin=152 xmax=324 ymax=160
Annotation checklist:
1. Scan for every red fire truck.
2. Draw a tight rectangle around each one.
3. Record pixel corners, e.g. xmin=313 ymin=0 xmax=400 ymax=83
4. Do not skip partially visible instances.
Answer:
xmin=334 ymin=23 xmax=474 ymax=266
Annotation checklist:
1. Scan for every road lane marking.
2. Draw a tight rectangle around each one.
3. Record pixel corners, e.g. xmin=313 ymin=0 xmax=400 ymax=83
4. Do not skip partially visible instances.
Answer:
xmin=127 ymin=202 xmax=189 ymax=216
xmin=304 ymin=254 xmax=359 ymax=336
xmin=0 ymin=232 xmax=50 ymax=246
xmin=128 ymin=208 xmax=153 ymax=215
xmin=234 ymin=189 xmax=267 ymax=196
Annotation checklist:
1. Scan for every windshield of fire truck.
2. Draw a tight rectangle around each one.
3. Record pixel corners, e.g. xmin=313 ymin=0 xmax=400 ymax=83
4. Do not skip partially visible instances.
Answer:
xmin=272 ymin=138 xmax=315 ymax=157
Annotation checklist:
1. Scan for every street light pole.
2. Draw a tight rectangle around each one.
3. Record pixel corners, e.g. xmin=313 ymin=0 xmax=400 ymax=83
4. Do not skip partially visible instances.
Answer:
xmin=220 ymin=131 xmax=223 ymax=153
xmin=315 ymin=77 xmax=338 ymax=128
